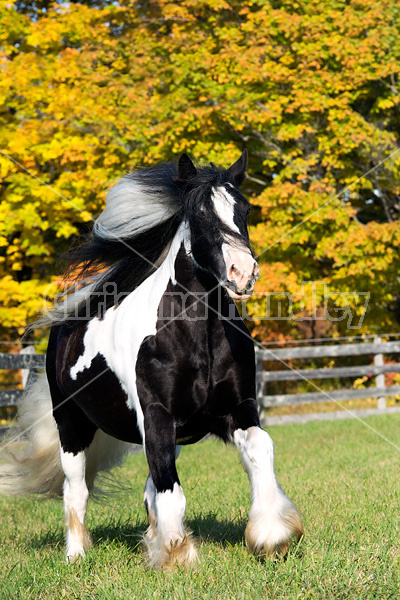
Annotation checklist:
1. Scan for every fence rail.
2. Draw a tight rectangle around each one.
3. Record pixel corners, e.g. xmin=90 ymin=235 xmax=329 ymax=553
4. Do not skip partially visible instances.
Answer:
xmin=1 ymin=339 xmax=400 ymax=434
xmin=256 ymin=340 xmax=400 ymax=360
xmin=0 ymin=354 xmax=45 ymax=370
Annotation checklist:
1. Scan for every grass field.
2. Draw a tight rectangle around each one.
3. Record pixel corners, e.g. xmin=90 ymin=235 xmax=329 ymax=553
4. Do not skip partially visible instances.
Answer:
xmin=1 ymin=414 xmax=400 ymax=599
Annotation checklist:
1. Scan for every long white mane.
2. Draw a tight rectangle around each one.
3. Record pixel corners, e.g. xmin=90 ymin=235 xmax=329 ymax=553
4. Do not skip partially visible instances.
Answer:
xmin=30 ymin=172 xmax=181 ymax=330
xmin=94 ymin=177 xmax=179 ymax=241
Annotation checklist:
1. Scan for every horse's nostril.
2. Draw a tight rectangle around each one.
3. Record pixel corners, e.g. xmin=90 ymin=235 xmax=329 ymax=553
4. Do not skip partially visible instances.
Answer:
xmin=230 ymin=264 xmax=239 ymax=279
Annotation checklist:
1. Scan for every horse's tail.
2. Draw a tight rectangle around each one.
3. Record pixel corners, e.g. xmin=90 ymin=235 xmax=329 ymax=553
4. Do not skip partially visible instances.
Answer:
xmin=0 ymin=373 xmax=64 ymax=497
xmin=0 ymin=373 xmax=135 ymax=498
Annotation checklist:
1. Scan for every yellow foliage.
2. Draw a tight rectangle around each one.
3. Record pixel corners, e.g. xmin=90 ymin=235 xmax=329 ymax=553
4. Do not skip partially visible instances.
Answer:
xmin=0 ymin=0 xmax=399 ymax=342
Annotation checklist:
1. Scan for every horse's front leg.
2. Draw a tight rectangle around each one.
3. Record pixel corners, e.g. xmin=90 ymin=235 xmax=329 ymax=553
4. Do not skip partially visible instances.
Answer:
xmin=142 ymin=403 xmax=198 ymax=570
xmin=233 ymin=425 xmax=303 ymax=557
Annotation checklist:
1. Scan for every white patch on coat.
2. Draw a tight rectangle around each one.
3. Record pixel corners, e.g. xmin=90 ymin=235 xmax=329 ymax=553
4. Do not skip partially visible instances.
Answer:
xmin=70 ymin=222 xmax=191 ymax=443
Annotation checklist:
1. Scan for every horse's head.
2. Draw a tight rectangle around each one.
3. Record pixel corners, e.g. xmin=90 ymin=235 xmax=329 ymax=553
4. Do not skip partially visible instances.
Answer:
xmin=178 ymin=151 xmax=259 ymax=299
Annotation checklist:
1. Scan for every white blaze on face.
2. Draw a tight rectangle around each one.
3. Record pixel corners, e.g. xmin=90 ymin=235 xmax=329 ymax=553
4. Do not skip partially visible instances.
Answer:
xmin=211 ymin=186 xmax=241 ymax=235
xmin=211 ymin=186 xmax=258 ymax=297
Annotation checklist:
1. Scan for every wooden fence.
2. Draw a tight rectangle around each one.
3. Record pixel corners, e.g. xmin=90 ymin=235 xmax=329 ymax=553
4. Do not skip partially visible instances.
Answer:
xmin=257 ymin=339 xmax=400 ymax=426
xmin=0 ymin=352 xmax=44 ymax=436
xmin=1 ymin=339 xmax=400 ymax=435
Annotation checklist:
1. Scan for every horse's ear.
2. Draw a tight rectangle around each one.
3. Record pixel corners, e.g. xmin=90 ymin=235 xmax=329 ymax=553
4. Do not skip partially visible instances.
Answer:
xmin=227 ymin=149 xmax=248 ymax=187
xmin=178 ymin=153 xmax=197 ymax=180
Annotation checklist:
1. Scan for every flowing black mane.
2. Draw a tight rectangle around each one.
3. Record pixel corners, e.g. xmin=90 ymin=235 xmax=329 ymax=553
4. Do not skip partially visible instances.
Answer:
xmin=55 ymin=157 xmax=250 ymax=321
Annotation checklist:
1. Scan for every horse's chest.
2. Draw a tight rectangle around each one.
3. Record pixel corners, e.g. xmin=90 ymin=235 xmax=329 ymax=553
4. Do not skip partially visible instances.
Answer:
xmin=136 ymin=320 xmax=212 ymax=416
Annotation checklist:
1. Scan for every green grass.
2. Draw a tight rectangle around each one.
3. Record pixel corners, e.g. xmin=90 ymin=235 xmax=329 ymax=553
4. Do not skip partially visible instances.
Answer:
xmin=1 ymin=414 xmax=400 ymax=599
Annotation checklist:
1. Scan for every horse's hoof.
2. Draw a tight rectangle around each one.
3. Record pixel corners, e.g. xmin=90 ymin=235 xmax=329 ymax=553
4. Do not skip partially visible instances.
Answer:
xmin=143 ymin=531 xmax=199 ymax=571
xmin=245 ymin=504 xmax=303 ymax=558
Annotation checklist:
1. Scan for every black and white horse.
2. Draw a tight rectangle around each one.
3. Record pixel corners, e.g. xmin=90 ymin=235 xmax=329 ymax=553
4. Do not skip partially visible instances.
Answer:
xmin=0 ymin=151 xmax=302 ymax=569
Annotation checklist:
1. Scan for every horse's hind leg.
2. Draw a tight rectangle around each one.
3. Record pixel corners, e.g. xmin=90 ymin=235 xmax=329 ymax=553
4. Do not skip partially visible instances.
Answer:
xmin=233 ymin=425 xmax=303 ymax=557
xmin=52 ymin=395 xmax=97 ymax=562
xmin=143 ymin=404 xmax=197 ymax=570
xmin=60 ymin=448 xmax=93 ymax=562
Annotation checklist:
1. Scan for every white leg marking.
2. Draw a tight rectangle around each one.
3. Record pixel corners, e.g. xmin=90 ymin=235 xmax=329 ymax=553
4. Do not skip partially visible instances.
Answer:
xmin=143 ymin=475 xmax=157 ymax=539
xmin=233 ymin=427 xmax=303 ymax=556
xmin=60 ymin=448 xmax=92 ymax=562
xmin=142 ymin=446 xmax=182 ymax=560
xmin=143 ymin=482 xmax=198 ymax=570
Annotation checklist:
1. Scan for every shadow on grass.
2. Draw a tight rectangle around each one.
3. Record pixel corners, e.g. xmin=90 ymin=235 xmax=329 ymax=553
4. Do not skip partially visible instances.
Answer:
xmin=188 ymin=513 xmax=247 ymax=547
xmin=27 ymin=513 xmax=247 ymax=553
xmin=91 ymin=520 xmax=147 ymax=551
xmin=27 ymin=519 xmax=148 ymax=553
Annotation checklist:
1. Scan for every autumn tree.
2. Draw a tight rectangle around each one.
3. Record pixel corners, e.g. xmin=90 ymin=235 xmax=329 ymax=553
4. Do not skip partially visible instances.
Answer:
xmin=0 ymin=0 xmax=399 ymax=342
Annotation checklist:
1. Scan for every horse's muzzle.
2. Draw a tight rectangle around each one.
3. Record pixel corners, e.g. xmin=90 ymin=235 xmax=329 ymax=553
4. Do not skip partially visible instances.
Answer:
xmin=224 ymin=261 xmax=259 ymax=300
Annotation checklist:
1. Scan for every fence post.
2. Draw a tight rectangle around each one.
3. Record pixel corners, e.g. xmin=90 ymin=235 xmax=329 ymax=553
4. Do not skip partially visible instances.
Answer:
xmin=20 ymin=345 xmax=35 ymax=388
xmin=255 ymin=350 xmax=264 ymax=418
xmin=374 ymin=336 xmax=386 ymax=410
